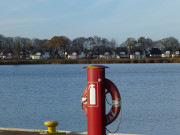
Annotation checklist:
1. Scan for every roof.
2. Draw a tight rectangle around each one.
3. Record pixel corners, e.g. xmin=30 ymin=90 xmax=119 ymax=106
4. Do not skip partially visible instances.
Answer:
xmin=150 ymin=48 xmax=162 ymax=54
xmin=130 ymin=47 xmax=144 ymax=55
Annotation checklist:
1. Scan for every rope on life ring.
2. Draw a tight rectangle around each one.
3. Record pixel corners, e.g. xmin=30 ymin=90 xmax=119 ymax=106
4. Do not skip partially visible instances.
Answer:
xmin=81 ymin=78 xmax=121 ymax=126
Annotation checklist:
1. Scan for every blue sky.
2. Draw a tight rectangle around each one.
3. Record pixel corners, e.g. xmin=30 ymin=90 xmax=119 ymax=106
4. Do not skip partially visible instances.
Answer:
xmin=0 ymin=0 xmax=180 ymax=44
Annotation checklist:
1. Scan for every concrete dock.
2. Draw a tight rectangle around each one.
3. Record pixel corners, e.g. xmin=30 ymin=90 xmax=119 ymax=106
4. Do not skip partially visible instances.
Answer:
xmin=0 ymin=128 xmax=140 ymax=135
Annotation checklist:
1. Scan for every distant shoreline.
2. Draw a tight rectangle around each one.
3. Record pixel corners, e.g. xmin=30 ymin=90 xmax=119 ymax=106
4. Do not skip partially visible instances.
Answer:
xmin=0 ymin=58 xmax=180 ymax=65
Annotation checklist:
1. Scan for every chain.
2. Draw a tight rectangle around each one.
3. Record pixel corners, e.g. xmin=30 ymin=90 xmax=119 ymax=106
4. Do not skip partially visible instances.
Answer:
xmin=105 ymin=96 xmax=122 ymax=134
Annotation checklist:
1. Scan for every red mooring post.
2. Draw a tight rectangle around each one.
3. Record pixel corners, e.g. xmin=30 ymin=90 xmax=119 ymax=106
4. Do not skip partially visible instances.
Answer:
xmin=83 ymin=65 xmax=108 ymax=135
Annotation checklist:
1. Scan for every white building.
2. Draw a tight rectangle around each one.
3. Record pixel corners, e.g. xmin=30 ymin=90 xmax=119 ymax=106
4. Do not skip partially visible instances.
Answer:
xmin=172 ymin=51 xmax=180 ymax=58
xmin=162 ymin=51 xmax=171 ymax=58
xmin=68 ymin=52 xmax=78 ymax=59
xmin=31 ymin=52 xmax=42 ymax=59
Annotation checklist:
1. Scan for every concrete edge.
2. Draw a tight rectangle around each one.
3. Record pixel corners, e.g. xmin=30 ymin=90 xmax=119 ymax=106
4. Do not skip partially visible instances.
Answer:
xmin=0 ymin=127 xmax=141 ymax=135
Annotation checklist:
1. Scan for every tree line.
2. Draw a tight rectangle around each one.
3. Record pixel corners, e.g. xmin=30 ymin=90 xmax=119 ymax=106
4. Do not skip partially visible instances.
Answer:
xmin=0 ymin=34 xmax=180 ymax=59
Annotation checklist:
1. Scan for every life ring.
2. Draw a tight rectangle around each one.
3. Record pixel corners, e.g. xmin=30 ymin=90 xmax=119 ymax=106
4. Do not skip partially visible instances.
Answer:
xmin=81 ymin=78 xmax=121 ymax=126
xmin=81 ymin=86 xmax=88 ymax=116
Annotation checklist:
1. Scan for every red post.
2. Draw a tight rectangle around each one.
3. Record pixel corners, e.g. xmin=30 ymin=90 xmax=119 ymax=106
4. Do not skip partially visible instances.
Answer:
xmin=84 ymin=65 xmax=108 ymax=135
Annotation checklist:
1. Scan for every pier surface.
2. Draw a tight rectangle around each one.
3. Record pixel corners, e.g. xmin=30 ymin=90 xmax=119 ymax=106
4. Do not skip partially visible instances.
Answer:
xmin=0 ymin=127 xmax=140 ymax=135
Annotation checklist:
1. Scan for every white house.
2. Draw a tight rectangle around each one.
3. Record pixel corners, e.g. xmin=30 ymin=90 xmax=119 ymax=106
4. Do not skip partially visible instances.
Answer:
xmin=0 ymin=52 xmax=6 ymax=59
xmin=162 ymin=51 xmax=171 ymax=58
xmin=6 ymin=52 xmax=13 ymax=59
xmin=31 ymin=52 xmax=42 ymax=59
xmin=68 ymin=52 xmax=78 ymax=59
xmin=172 ymin=51 xmax=180 ymax=58
xmin=0 ymin=50 xmax=13 ymax=59
xmin=130 ymin=51 xmax=146 ymax=59
xmin=19 ymin=51 xmax=25 ymax=59
xmin=99 ymin=52 xmax=115 ymax=59
xmin=130 ymin=52 xmax=140 ymax=59
xmin=116 ymin=51 xmax=129 ymax=58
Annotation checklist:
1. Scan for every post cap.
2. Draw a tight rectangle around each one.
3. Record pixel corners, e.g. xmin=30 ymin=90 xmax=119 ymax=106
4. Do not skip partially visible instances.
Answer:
xmin=44 ymin=121 xmax=58 ymax=127
xmin=83 ymin=65 xmax=109 ymax=69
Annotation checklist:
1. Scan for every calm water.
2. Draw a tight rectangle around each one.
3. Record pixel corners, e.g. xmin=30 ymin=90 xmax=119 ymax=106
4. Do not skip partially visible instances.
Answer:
xmin=0 ymin=64 xmax=180 ymax=135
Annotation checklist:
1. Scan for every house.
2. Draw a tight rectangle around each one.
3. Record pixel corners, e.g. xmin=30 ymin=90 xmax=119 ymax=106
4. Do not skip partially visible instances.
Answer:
xmin=130 ymin=52 xmax=146 ymax=59
xmin=42 ymin=52 xmax=50 ymax=59
xmin=24 ymin=49 xmax=32 ymax=59
xmin=161 ymin=47 xmax=175 ymax=58
xmin=31 ymin=52 xmax=42 ymax=59
xmin=172 ymin=48 xmax=180 ymax=58
xmin=86 ymin=51 xmax=93 ymax=58
xmin=78 ymin=52 xmax=86 ymax=58
xmin=115 ymin=47 xmax=129 ymax=58
xmin=19 ymin=50 xmax=26 ymax=59
xmin=91 ymin=45 xmax=115 ymax=59
xmin=130 ymin=47 xmax=146 ymax=59
xmin=172 ymin=51 xmax=180 ymax=58
xmin=98 ymin=51 xmax=115 ymax=59
xmin=31 ymin=51 xmax=50 ymax=59
xmin=109 ymin=51 xmax=116 ymax=59
xmin=25 ymin=53 xmax=31 ymax=59
xmin=99 ymin=52 xmax=110 ymax=59
xmin=30 ymin=47 xmax=50 ymax=59
xmin=0 ymin=50 xmax=13 ymax=59
xmin=99 ymin=53 xmax=108 ymax=59
xmin=6 ymin=52 xmax=13 ymax=59
xmin=162 ymin=51 xmax=171 ymax=58
xmin=0 ymin=52 xmax=6 ymax=59
xmin=150 ymin=48 xmax=162 ymax=57
xmin=58 ymin=51 xmax=67 ymax=58
xmin=68 ymin=52 xmax=78 ymax=59
xmin=130 ymin=52 xmax=141 ymax=59
xmin=19 ymin=50 xmax=32 ymax=59
xmin=118 ymin=51 xmax=129 ymax=58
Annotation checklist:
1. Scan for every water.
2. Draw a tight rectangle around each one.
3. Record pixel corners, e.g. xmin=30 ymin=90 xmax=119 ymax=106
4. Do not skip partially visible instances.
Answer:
xmin=0 ymin=64 xmax=180 ymax=135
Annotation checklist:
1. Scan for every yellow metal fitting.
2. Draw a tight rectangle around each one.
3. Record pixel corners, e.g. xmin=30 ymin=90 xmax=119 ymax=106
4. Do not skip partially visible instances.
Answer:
xmin=45 ymin=121 xmax=58 ymax=133
xmin=40 ymin=121 xmax=66 ymax=134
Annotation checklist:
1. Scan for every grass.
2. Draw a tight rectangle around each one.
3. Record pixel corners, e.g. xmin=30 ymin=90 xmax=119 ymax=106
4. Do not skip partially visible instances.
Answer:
xmin=0 ymin=58 xmax=180 ymax=65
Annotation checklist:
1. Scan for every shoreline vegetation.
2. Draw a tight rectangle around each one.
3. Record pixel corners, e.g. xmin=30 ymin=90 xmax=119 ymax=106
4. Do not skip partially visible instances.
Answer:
xmin=0 ymin=58 xmax=180 ymax=65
